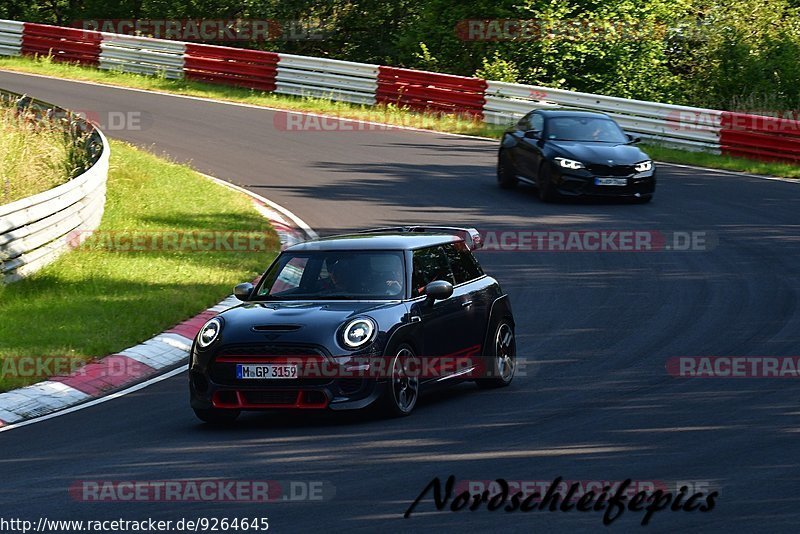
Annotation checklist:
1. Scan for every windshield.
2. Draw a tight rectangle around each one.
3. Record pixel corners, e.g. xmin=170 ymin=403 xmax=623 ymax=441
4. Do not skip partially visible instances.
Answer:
xmin=254 ymin=251 xmax=406 ymax=300
xmin=546 ymin=117 xmax=628 ymax=143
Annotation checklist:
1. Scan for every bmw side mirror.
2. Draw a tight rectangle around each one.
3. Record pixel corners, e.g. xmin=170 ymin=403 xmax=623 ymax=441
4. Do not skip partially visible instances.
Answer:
xmin=627 ymin=134 xmax=642 ymax=144
xmin=234 ymin=282 xmax=254 ymax=301
xmin=524 ymin=130 xmax=541 ymax=139
xmin=424 ymin=280 xmax=453 ymax=303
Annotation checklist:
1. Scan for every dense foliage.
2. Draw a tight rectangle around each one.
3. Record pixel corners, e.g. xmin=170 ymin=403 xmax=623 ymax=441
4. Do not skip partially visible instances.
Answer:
xmin=4 ymin=0 xmax=800 ymax=111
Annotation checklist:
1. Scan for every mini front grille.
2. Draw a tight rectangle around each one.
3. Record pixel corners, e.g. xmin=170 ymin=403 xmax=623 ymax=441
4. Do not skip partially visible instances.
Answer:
xmin=251 ymin=324 xmax=303 ymax=332
xmin=218 ymin=344 xmax=328 ymax=358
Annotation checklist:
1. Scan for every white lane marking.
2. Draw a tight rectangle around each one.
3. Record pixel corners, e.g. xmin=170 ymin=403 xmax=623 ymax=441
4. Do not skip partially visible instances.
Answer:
xmin=656 ymin=161 xmax=799 ymax=184
xmin=201 ymin=173 xmax=319 ymax=240
xmin=0 ymin=366 xmax=187 ymax=433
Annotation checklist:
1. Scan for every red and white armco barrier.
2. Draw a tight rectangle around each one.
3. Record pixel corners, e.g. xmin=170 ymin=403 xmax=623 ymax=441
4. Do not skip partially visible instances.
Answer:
xmin=2 ymin=18 xmax=800 ymax=164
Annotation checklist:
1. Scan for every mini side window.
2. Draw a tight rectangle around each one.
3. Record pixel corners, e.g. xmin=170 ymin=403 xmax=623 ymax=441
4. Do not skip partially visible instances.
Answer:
xmin=443 ymin=242 xmax=483 ymax=285
xmin=412 ymin=246 xmax=455 ymax=296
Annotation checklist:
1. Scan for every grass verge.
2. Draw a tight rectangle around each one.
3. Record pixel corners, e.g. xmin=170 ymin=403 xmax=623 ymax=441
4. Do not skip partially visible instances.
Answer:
xmin=0 ymin=141 xmax=279 ymax=392
xmin=0 ymin=96 xmax=85 ymax=204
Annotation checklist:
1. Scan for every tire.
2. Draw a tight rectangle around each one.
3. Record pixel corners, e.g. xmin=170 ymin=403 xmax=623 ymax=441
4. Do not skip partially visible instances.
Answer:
xmin=497 ymin=150 xmax=518 ymax=189
xmin=537 ymin=163 xmax=557 ymax=203
xmin=477 ymin=320 xmax=516 ymax=389
xmin=381 ymin=344 xmax=421 ymax=417
xmin=634 ymin=194 xmax=653 ymax=204
xmin=193 ymin=407 xmax=240 ymax=425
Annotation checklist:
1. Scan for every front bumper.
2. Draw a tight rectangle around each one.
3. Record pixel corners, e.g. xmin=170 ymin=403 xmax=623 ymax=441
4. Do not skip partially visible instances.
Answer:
xmin=554 ymin=168 xmax=656 ymax=197
xmin=189 ymin=345 xmax=387 ymax=412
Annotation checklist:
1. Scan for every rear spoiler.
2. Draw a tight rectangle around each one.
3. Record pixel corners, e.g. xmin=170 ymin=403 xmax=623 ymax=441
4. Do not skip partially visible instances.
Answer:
xmin=357 ymin=226 xmax=483 ymax=250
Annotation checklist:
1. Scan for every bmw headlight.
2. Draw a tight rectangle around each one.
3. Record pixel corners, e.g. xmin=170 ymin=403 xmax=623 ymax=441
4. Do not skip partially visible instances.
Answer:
xmin=341 ymin=317 xmax=377 ymax=349
xmin=197 ymin=318 xmax=222 ymax=348
xmin=634 ymin=160 xmax=653 ymax=173
xmin=555 ymin=157 xmax=585 ymax=170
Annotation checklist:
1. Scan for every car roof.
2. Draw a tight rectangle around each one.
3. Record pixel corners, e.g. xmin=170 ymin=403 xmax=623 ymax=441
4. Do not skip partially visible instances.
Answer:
xmin=536 ymin=109 xmax=612 ymax=119
xmin=285 ymin=232 xmax=461 ymax=252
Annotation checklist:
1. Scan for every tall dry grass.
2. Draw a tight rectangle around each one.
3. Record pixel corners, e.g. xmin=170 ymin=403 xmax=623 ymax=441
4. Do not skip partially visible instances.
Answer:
xmin=0 ymin=101 xmax=91 ymax=206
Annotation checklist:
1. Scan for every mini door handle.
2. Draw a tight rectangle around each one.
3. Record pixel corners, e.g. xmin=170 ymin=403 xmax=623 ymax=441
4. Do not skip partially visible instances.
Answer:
xmin=462 ymin=300 xmax=473 ymax=308
xmin=410 ymin=315 xmax=421 ymax=323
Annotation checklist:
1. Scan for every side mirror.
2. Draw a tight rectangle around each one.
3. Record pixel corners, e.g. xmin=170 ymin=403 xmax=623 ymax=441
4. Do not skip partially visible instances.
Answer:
xmin=424 ymin=280 xmax=453 ymax=303
xmin=627 ymin=134 xmax=642 ymax=144
xmin=234 ymin=282 xmax=254 ymax=301
xmin=524 ymin=130 xmax=541 ymax=139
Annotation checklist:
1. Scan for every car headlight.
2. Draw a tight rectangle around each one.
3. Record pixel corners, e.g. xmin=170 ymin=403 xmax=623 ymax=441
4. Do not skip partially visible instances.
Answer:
xmin=634 ymin=160 xmax=653 ymax=173
xmin=555 ymin=157 xmax=585 ymax=170
xmin=197 ymin=318 xmax=222 ymax=348
xmin=341 ymin=317 xmax=377 ymax=349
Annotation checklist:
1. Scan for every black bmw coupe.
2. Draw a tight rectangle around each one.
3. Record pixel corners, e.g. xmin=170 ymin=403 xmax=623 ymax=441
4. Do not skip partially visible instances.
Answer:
xmin=189 ymin=227 xmax=516 ymax=423
xmin=497 ymin=109 xmax=656 ymax=202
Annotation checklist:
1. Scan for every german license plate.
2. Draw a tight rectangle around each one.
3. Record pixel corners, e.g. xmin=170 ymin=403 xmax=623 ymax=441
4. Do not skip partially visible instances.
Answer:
xmin=594 ymin=177 xmax=627 ymax=186
xmin=236 ymin=364 xmax=299 ymax=379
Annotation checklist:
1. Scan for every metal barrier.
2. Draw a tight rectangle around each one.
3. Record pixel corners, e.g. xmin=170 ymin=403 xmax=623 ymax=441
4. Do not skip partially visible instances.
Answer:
xmin=0 ymin=90 xmax=110 ymax=284
xmin=720 ymin=112 xmax=800 ymax=163
xmin=0 ymin=20 xmax=23 ymax=57
xmin=4 ymin=18 xmax=800 ymax=164
xmin=100 ymin=33 xmax=185 ymax=79
xmin=276 ymin=54 xmax=378 ymax=106
xmin=185 ymin=44 xmax=278 ymax=91
xmin=377 ymin=67 xmax=486 ymax=117
xmin=21 ymin=23 xmax=101 ymax=65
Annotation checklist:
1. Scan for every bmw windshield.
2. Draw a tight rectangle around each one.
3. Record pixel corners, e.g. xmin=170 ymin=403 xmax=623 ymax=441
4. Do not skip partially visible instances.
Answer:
xmin=546 ymin=117 xmax=629 ymax=143
xmin=254 ymin=251 xmax=406 ymax=300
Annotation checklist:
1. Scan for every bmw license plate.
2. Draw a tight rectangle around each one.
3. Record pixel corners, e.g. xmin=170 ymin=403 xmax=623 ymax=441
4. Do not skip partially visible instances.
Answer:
xmin=236 ymin=364 xmax=298 ymax=379
xmin=594 ymin=177 xmax=627 ymax=186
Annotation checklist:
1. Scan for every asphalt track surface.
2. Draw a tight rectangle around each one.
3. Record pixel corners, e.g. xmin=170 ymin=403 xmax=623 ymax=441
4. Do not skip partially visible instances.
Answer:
xmin=1 ymin=70 xmax=799 ymax=533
